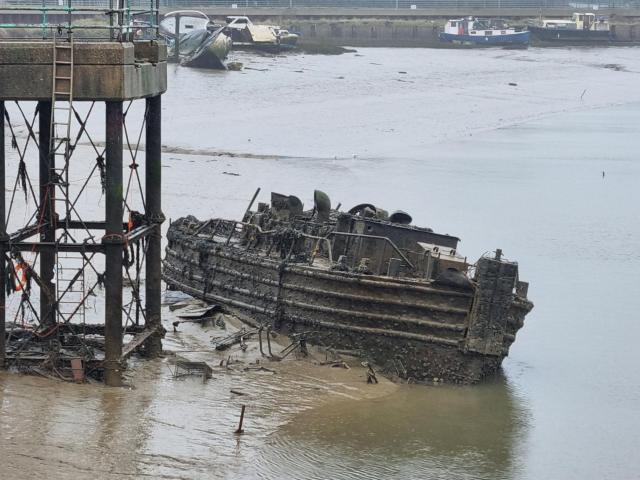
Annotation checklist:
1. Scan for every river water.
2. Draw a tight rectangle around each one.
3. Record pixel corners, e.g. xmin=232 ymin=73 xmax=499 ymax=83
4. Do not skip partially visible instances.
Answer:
xmin=1 ymin=47 xmax=640 ymax=479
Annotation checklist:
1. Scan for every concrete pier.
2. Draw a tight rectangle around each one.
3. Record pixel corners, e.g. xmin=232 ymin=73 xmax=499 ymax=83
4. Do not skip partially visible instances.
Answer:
xmin=0 ymin=42 xmax=166 ymax=101
xmin=0 ymin=38 xmax=167 ymax=385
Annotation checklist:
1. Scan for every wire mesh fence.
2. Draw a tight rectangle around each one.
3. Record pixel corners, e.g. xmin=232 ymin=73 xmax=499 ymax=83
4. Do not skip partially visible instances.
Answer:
xmin=0 ymin=1 xmax=161 ymax=41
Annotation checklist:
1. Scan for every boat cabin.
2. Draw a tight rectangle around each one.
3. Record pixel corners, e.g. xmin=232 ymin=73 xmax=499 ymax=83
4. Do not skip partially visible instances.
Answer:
xmin=225 ymin=15 xmax=278 ymax=44
xmin=540 ymin=13 xmax=609 ymax=31
xmin=331 ymin=213 xmax=465 ymax=278
xmin=443 ymin=17 xmax=515 ymax=37
xmin=160 ymin=10 xmax=210 ymax=38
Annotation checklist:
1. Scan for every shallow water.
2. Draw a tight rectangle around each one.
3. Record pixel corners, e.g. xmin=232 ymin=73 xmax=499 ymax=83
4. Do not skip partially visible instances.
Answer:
xmin=2 ymin=47 xmax=640 ymax=479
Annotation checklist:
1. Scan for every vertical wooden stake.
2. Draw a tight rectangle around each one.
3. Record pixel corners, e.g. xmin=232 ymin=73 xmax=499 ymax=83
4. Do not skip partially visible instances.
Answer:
xmin=235 ymin=404 xmax=246 ymax=434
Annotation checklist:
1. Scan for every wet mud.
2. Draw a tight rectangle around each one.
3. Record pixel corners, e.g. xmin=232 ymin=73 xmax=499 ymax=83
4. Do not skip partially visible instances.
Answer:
xmin=0 ymin=295 xmax=397 ymax=479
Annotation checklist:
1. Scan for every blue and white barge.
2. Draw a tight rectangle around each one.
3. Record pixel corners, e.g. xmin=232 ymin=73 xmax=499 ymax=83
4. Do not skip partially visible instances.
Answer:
xmin=440 ymin=18 xmax=530 ymax=46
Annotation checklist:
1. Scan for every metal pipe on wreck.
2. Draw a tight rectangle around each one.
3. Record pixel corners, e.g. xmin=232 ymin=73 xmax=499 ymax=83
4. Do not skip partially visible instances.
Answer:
xmin=266 ymin=325 xmax=273 ymax=357
xmin=225 ymin=188 xmax=261 ymax=246
xmin=258 ymin=326 xmax=264 ymax=356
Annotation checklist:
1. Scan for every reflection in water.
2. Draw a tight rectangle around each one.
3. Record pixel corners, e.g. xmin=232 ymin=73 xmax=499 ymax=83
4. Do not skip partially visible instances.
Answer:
xmin=258 ymin=375 xmax=530 ymax=480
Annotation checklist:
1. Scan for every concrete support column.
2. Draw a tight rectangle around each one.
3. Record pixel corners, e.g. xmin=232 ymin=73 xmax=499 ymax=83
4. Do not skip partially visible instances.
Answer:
xmin=144 ymin=95 xmax=163 ymax=356
xmin=0 ymin=101 xmax=6 ymax=367
xmin=38 ymin=101 xmax=56 ymax=326
xmin=104 ymin=101 xmax=124 ymax=387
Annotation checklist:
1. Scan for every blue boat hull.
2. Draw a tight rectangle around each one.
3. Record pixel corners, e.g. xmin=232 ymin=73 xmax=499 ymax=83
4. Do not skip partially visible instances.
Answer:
xmin=439 ymin=31 xmax=530 ymax=46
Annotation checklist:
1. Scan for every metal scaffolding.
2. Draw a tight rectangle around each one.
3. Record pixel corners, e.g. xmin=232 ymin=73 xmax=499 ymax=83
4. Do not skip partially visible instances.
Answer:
xmin=0 ymin=0 xmax=166 ymax=386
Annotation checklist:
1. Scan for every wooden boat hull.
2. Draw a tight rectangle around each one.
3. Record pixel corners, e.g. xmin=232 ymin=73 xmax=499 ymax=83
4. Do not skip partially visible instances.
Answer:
xmin=163 ymin=218 xmax=533 ymax=384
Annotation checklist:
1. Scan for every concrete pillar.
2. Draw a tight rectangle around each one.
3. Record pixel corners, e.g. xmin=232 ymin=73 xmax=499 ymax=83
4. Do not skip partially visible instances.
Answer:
xmin=0 ymin=101 xmax=5 ymax=366
xmin=144 ymin=95 xmax=163 ymax=356
xmin=38 ymin=101 xmax=56 ymax=326
xmin=104 ymin=101 xmax=124 ymax=387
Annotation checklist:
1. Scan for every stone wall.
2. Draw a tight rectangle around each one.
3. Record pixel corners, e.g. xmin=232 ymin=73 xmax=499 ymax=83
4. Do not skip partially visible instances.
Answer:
xmin=282 ymin=18 xmax=640 ymax=46
xmin=289 ymin=19 xmax=443 ymax=47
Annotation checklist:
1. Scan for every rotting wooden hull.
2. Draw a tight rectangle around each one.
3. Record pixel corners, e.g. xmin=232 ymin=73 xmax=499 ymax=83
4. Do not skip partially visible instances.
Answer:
xmin=163 ymin=218 xmax=533 ymax=384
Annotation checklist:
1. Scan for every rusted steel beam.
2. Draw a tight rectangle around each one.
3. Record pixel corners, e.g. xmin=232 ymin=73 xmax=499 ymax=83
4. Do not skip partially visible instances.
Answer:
xmin=9 ymin=241 xmax=104 ymax=253
xmin=60 ymin=219 xmax=128 ymax=231
xmin=121 ymin=326 xmax=161 ymax=360
xmin=9 ymin=223 xmax=45 ymax=243
xmin=0 ymin=100 xmax=5 ymax=367
xmin=38 ymin=101 xmax=56 ymax=327
xmin=144 ymin=95 xmax=163 ymax=357
xmin=104 ymin=101 xmax=124 ymax=387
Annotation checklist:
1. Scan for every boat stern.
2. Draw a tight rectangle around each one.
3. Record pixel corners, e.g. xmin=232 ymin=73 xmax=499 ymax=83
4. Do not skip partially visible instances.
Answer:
xmin=464 ymin=250 xmax=533 ymax=359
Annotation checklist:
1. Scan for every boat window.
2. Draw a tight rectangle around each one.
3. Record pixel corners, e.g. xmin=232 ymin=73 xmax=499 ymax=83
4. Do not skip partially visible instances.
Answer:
xmin=485 ymin=31 xmax=493 ymax=35
xmin=451 ymin=21 xmax=457 ymax=27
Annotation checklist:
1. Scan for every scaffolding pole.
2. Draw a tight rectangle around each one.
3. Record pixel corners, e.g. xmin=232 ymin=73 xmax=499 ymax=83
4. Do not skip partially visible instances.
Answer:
xmin=0 ymin=101 xmax=5 ymax=366
xmin=104 ymin=101 xmax=124 ymax=387
xmin=38 ymin=100 xmax=56 ymax=327
xmin=144 ymin=94 xmax=163 ymax=356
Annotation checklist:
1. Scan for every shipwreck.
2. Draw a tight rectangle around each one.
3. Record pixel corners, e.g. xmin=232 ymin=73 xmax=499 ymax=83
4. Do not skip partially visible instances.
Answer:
xmin=162 ymin=190 xmax=533 ymax=384
xmin=160 ymin=10 xmax=232 ymax=69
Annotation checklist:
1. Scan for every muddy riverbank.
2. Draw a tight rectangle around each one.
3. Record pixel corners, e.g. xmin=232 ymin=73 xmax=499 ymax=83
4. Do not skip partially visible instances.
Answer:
xmin=0 ymin=295 xmax=397 ymax=479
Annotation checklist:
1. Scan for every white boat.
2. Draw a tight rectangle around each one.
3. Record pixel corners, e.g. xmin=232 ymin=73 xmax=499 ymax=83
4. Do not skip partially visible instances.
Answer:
xmin=225 ymin=16 xmax=299 ymax=50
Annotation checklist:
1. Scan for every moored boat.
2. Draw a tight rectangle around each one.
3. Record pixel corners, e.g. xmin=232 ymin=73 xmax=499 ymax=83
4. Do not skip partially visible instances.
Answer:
xmin=529 ymin=13 xmax=613 ymax=42
xmin=162 ymin=191 xmax=534 ymax=385
xmin=225 ymin=16 xmax=299 ymax=51
xmin=440 ymin=17 xmax=530 ymax=46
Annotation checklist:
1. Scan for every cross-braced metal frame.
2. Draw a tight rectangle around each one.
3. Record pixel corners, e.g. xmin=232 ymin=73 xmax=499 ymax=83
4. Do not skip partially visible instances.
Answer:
xmin=0 ymin=96 xmax=164 ymax=386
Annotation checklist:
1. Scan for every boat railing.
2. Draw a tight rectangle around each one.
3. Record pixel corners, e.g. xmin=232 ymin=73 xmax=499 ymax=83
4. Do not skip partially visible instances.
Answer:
xmin=325 ymin=231 xmax=416 ymax=272
xmin=216 ymin=220 xmax=415 ymax=274
xmin=0 ymin=0 xmax=160 ymax=42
